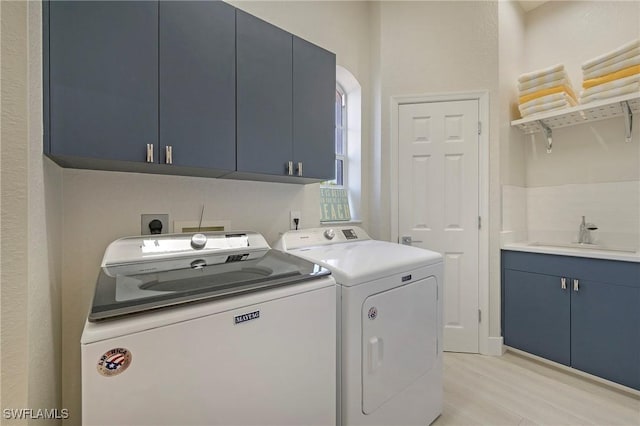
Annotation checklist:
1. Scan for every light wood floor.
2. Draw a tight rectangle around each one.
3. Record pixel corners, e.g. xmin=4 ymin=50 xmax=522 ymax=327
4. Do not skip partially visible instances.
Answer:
xmin=433 ymin=351 xmax=640 ymax=426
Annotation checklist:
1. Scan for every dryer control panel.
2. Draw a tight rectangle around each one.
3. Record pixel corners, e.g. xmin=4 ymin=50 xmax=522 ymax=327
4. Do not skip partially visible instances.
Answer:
xmin=275 ymin=226 xmax=371 ymax=251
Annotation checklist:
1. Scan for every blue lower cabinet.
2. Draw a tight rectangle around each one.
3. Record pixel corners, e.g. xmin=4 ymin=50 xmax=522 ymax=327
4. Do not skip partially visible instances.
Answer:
xmin=571 ymin=279 xmax=640 ymax=390
xmin=504 ymin=269 xmax=570 ymax=366
xmin=502 ymin=250 xmax=640 ymax=391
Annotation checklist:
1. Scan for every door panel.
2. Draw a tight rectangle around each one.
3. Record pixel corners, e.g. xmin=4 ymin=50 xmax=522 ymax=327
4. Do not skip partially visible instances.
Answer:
xmin=159 ymin=1 xmax=235 ymax=171
xmin=236 ymin=10 xmax=292 ymax=176
xmin=398 ymin=100 xmax=479 ymax=353
xmin=504 ymin=269 xmax=571 ymax=366
xmin=571 ymin=279 xmax=640 ymax=389
xmin=49 ymin=1 xmax=158 ymax=162
xmin=292 ymin=36 xmax=335 ymax=180
xmin=361 ymin=278 xmax=438 ymax=414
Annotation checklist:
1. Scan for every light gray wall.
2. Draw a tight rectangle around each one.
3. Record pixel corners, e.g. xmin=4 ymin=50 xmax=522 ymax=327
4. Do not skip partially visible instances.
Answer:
xmin=1 ymin=2 xmax=63 ymax=424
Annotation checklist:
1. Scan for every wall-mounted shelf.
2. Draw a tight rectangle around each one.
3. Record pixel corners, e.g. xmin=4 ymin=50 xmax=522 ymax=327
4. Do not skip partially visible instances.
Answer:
xmin=511 ymin=93 xmax=638 ymax=153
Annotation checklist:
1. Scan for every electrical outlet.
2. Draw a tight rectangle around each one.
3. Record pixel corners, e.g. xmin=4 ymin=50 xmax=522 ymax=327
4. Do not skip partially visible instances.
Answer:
xmin=290 ymin=211 xmax=301 ymax=230
xmin=141 ymin=214 xmax=170 ymax=235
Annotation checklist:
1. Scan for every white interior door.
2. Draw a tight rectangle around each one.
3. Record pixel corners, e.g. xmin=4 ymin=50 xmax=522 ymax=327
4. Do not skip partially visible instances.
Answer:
xmin=398 ymin=100 xmax=479 ymax=353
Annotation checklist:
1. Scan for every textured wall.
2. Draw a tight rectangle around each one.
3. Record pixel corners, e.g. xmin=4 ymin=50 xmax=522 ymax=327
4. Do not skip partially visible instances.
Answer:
xmin=1 ymin=2 xmax=63 ymax=425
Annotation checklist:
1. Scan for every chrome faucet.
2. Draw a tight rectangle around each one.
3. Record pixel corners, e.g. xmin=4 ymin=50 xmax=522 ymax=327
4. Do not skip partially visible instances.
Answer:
xmin=578 ymin=216 xmax=598 ymax=244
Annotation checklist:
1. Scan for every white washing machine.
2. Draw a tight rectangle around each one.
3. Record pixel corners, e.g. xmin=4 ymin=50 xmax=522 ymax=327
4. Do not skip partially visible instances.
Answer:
xmin=81 ymin=231 xmax=336 ymax=426
xmin=275 ymin=226 xmax=443 ymax=426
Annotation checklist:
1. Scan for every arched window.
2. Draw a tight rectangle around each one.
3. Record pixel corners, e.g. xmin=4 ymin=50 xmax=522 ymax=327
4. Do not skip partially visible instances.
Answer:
xmin=320 ymin=66 xmax=361 ymax=223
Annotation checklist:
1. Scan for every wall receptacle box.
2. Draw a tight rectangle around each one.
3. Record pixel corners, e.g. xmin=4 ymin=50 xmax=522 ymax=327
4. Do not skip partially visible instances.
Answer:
xmin=141 ymin=214 xmax=170 ymax=235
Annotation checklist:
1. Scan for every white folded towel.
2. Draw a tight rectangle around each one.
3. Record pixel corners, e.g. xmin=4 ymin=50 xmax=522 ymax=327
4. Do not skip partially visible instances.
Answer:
xmin=518 ymin=70 xmax=568 ymax=92
xmin=580 ymin=81 xmax=640 ymax=104
xmin=580 ymin=73 xmax=640 ymax=98
xmin=519 ymin=99 xmax=574 ymax=118
xmin=583 ymin=55 xmax=640 ymax=80
xmin=518 ymin=64 xmax=565 ymax=83
xmin=582 ymin=39 xmax=640 ymax=70
xmin=582 ymin=46 xmax=640 ymax=74
xmin=519 ymin=77 xmax=571 ymax=96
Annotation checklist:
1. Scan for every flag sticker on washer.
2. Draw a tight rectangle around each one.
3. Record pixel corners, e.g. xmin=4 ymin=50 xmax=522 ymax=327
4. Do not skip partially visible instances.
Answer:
xmin=234 ymin=310 xmax=260 ymax=325
xmin=97 ymin=348 xmax=132 ymax=377
xmin=368 ymin=307 xmax=378 ymax=320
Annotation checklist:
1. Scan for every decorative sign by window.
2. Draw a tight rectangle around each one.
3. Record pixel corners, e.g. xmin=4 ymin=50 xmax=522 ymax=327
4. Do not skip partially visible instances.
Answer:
xmin=320 ymin=188 xmax=351 ymax=222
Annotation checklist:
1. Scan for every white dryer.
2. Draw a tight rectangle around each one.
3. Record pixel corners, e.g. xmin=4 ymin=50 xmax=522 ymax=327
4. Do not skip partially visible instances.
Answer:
xmin=81 ymin=231 xmax=336 ymax=426
xmin=275 ymin=226 xmax=443 ymax=426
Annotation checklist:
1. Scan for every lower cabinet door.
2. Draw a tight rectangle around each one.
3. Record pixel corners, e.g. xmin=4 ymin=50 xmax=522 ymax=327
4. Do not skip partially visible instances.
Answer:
xmin=504 ymin=269 xmax=571 ymax=366
xmin=571 ymin=279 xmax=640 ymax=390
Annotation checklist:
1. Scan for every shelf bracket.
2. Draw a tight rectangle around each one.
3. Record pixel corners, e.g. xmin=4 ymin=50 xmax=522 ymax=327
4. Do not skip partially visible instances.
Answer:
xmin=539 ymin=120 xmax=552 ymax=153
xmin=622 ymin=101 xmax=633 ymax=143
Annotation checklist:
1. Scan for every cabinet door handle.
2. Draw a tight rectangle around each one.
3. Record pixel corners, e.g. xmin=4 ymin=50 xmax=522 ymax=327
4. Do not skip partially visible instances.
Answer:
xmin=146 ymin=144 xmax=154 ymax=163
xmin=573 ymin=279 xmax=579 ymax=292
xmin=297 ymin=161 xmax=303 ymax=177
xmin=165 ymin=146 xmax=173 ymax=165
xmin=287 ymin=161 xmax=293 ymax=176
xmin=561 ymin=277 xmax=567 ymax=290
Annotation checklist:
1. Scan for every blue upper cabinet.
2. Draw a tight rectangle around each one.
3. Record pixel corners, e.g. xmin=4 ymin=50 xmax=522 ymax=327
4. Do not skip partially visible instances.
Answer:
xmin=236 ymin=10 xmax=293 ymax=178
xmin=235 ymin=11 xmax=336 ymax=182
xmin=44 ymin=1 xmax=336 ymax=183
xmin=159 ymin=1 xmax=235 ymax=173
xmin=47 ymin=1 xmax=158 ymax=165
xmin=292 ymin=36 xmax=336 ymax=181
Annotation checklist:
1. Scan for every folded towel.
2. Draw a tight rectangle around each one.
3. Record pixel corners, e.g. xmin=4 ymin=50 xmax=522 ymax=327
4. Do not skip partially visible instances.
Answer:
xmin=583 ymin=46 xmax=640 ymax=74
xmin=580 ymin=81 xmax=640 ymax=104
xmin=518 ymin=64 xmax=565 ymax=83
xmin=583 ymin=55 xmax=640 ymax=80
xmin=518 ymin=69 xmax=568 ymax=91
xmin=582 ymin=64 xmax=640 ymax=89
xmin=519 ymin=77 xmax=571 ymax=96
xmin=519 ymin=84 xmax=577 ymax=105
xmin=581 ymin=73 xmax=640 ymax=98
xmin=518 ymin=92 xmax=575 ymax=111
xmin=519 ymin=95 xmax=576 ymax=118
xmin=582 ymin=39 xmax=640 ymax=70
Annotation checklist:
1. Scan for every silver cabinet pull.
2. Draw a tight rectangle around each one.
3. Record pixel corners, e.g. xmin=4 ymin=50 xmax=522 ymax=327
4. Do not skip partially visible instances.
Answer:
xmin=287 ymin=161 xmax=293 ymax=176
xmin=297 ymin=162 xmax=303 ymax=177
xmin=146 ymin=144 xmax=154 ymax=163
xmin=561 ymin=277 xmax=567 ymax=290
xmin=165 ymin=146 xmax=173 ymax=165
xmin=573 ymin=279 xmax=579 ymax=292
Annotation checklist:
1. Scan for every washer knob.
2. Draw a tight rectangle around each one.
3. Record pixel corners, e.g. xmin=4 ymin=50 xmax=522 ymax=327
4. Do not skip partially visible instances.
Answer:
xmin=324 ymin=229 xmax=335 ymax=240
xmin=191 ymin=233 xmax=208 ymax=249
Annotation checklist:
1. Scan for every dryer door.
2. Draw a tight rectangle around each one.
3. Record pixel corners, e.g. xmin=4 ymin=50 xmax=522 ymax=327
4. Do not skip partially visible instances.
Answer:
xmin=361 ymin=276 xmax=438 ymax=414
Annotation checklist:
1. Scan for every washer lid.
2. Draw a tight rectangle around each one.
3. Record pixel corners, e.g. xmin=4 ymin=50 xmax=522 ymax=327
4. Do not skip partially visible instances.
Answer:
xmin=90 ymin=234 xmax=330 ymax=321
xmin=290 ymin=240 xmax=442 ymax=286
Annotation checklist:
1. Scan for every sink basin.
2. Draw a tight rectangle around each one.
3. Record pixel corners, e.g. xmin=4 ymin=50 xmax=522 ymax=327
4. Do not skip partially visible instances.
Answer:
xmin=527 ymin=241 xmax=636 ymax=253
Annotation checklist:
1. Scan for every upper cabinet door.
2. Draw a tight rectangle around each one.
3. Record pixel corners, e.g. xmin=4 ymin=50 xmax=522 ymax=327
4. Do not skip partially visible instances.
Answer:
xmin=159 ymin=1 xmax=235 ymax=172
xmin=236 ymin=10 xmax=293 ymax=176
xmin=292 ymin=37 xmax=336 ymax=180
xmin=49 ymin=1 xmax=158 ymax=162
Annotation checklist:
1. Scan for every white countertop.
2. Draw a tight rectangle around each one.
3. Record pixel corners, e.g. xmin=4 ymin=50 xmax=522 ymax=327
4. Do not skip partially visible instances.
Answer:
xmin=502 ymin=242 xmax=640 ymax=263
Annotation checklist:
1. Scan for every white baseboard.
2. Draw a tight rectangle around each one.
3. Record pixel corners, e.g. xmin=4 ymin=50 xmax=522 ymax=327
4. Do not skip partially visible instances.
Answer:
xmin=485 ymin=336 xmax=505 ymax=356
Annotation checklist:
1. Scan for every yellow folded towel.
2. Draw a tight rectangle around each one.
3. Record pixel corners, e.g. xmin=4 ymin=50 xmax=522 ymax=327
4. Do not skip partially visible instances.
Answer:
xmin=581 ymin=82 xmax=640 ymax=104
xmin=583 ymin=55 xmax=640 ymax=80
xmin=582 ymin=65 xmax=640 ymax=89
xmin=582 ymin=39 xmax=640 ymax=70
xmin=519 ymin=77 xmax=570 ymax=96
xmin=582 ymin=46 xmax=640 ymax=74
xmin=581 ymin=73 xmax=640 ymax=98
xmin=518 ymin=70 xmax=568 ymax=92
xmin=519 ymin=85 xmax=577 ymax=105
xmin=518 ymin=64 xmax=565 ymax=83
xmin=519 ymin=93 xmax=577 ymax=117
